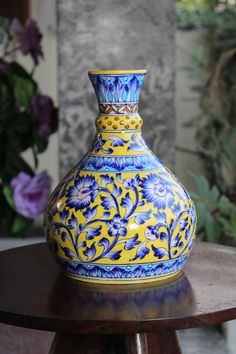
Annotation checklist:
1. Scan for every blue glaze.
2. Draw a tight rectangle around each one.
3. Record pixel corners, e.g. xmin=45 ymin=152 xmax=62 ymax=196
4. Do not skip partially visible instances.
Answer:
xmin=89 ymin=73 xmax=145 ymax=103
xmin=57 ymin=254 xmax=189 ymax=281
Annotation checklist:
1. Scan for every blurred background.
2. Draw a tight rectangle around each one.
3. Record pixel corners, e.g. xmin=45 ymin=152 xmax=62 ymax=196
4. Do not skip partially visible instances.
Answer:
xmin=0 ymin=0 xmax=236 ymax=353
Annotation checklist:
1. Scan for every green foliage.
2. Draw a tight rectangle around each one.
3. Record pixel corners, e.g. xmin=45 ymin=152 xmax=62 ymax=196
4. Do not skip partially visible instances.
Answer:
xmin=177 ymin=1 xmax=236 ymax=30
xmin=10 ymin=62 xmax=37 ymax=108
xmin=0 ymin=17 xmax=57 ymax=236
xmin=191 ymin=175 xmax=236 ymax=242
xmin=178 ymin=1 xmax=236 ymax=243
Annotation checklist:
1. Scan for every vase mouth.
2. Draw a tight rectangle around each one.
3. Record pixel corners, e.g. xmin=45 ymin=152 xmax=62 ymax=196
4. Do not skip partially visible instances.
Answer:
xmin=88 ymin=69 xmax=147 ymax=75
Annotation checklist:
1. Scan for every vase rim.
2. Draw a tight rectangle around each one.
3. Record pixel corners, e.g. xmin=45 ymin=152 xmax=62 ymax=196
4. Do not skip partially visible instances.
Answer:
xmin=88 ymin=69 xmax=147 ymax=75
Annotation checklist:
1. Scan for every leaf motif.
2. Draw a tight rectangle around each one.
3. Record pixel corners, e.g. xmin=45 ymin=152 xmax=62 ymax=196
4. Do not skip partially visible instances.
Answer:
xmin=101 ymin=212 xmax=111 ymax=220
xmin=159 ymin=232 xmax=168 ymax=241
xmin=133 ymin=242 xmax=150 ymax=260
xmin=85 ymin=226 xmax=102 ymax=240
xmin=171 ymin=234 xmax=181 ymax=247
xmin=59 ymin=209 xmax=69 ymax=224
xmin=102 ymin=147 xmax=113 ymax=154
xmin=101 ymin=196 xmax=116 ymax=210
xmin=68 ymin=214 xmax=78 ymax=229
xmin=105 ymin=250 xmax=122 ymax=261
xmin=61 ymin=246 xmax=75 ymax=259
xmin=171 ymin=250 xmax=178 ymax=257
xmin=61 ymin=231 xmax=68 ymax=241
xmin=101 ymin=175 xmax=114 ymax=187
xmin=83 ymin=243 xmax=96 ymax=261
xmin=113 ymin=184 xmax=122 ymax=197
xmin=185 ymin=227 xmax=191 ymax=241
xmin=154 ymin=213 xmax=166 ymax=224
xmin=83 ymin=206 xmax=97 ymax=221
xmin=78 ymin=241 xmax=86 ymax=248
xmin=128 ymin=143 xmax=146 ymax=151
xmin=152 ymin=245 xmax=168 ymax=259
xmin=124 ymin=234 xmax=140 ymax=250
xmin=98 ymin=237 xmax=110 ymax=250
xmin=180 ymin=217 xmax=188 ymax=232
xmin=121 ymin=192 xmax=133 ymax=217
xmin=133 ymin=210 xmax=151 ymax=224
xmin=107 ymin=136 xmax=128 ymax=147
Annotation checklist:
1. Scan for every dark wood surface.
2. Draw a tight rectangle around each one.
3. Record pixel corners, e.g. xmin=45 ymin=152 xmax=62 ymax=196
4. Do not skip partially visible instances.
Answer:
xmin=49 ymin=332 xmax=181 ymax=354
xmin=0 ymin=242 xmax=236 ymax=335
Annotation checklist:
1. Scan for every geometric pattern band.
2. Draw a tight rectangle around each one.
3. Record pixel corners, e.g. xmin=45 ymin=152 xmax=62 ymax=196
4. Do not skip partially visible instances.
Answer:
xmin=99 ymin=103 xmax=138 ymax=115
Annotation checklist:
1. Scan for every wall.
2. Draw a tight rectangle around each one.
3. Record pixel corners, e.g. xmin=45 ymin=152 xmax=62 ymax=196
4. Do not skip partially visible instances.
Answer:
xmin=22 ymin=0 xmax=59 ymax=191
xmin=175 ymin=30 xmax=203 ymax=188
xmin=57 ymin=0 xmax=176 ymax=178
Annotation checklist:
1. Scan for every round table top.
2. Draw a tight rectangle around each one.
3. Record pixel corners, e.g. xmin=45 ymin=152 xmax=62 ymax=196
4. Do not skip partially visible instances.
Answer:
xmin=0 ymin=241 xmax=236 ymax=334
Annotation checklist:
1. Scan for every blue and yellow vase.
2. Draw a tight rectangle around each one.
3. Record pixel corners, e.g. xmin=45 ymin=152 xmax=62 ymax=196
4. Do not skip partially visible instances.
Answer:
xmin=44 ymin=70 xmax=197 ymax=284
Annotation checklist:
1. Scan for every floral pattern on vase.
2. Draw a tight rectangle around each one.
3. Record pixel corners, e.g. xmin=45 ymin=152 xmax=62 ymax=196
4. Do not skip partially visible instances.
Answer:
xmin=44 ymin=70 xmax=197 ymax=284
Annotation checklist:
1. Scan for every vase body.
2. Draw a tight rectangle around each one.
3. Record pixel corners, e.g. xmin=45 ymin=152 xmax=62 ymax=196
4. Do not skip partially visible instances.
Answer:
xmin=44 ymin=70 xmax=197 ymax=285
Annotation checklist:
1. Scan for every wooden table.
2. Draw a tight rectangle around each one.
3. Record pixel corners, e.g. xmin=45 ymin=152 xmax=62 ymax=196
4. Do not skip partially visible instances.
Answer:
xmin=0 ymin=242 xmax=235 ymax=354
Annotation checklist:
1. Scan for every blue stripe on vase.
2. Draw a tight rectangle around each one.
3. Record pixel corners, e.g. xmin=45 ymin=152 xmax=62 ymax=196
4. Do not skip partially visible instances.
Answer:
xmin=57 ymin=254 xmax=189 ymax=281
xmin=79 ymin=154 xmax=164 ymax=172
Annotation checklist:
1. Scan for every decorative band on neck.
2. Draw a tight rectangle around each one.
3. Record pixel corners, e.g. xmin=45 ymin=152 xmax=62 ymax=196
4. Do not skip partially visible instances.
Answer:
xmin=99 ymin=103 xmax=138 ymax=115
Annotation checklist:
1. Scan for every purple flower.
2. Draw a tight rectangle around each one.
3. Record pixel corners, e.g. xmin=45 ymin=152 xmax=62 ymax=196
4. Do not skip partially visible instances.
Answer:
xmin=107 ymin=215 xmax=128 ymax=237
xmin=10 ymin=18 xmax=43 ymax=64
xmin=10 ymin=171 xmax=51 ymax=219
xmin=31 ymin=95 xmax=58 ymax=140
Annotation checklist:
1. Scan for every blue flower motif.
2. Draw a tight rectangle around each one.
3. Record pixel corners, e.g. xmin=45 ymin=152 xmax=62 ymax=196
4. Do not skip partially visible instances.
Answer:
xmin=107 ymin=215 xmax=128 ymax=237
xmin=66 ymin=175 xmax=98 ymax=210
xmin=140 ymin=174 xmax=174 ymax=209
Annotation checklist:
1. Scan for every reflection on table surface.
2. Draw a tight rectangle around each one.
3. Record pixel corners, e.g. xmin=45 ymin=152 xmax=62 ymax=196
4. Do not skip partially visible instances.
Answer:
xmin=49 ymin=272 xmax=195 ymax=321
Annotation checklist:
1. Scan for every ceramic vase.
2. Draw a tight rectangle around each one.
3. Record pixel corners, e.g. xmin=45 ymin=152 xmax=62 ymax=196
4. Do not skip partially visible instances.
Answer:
xmin=44 ymin=70 xmax=197 ymax=285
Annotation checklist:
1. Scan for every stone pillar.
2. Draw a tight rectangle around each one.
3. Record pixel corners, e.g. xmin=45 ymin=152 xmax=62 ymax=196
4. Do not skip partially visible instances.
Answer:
xmin=58 ymin=0 xmax=176 ymax=177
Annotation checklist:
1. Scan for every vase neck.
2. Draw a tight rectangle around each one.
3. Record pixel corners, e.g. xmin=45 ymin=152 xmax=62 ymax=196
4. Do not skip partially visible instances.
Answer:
xmin=89 ymin=71 xmax=146 ymax=131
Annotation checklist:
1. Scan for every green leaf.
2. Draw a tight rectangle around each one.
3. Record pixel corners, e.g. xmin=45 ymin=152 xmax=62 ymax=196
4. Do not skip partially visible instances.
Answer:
xmin=34 ymin=132 xmax=48 ymax=154
xmin=209 ymin=185 xmax=220 ymax=205
xmin=189 ymin=191 xmax=200 ymax=200
xmin=11 ymin=215 xmax=32 ymax=235
xmin=0 ymin=71 xmax=15 ymax=125
xmin=10 ymin=62 xmax=37 ymax=108
xmin=1 ymin=151 xmax=34 ymax=183
xmin=191 ymin=175 xmax=210 ymax=199
xmin=230 ymin=212 xmax=236 ymax=234
xmin=218 ymin=195 xmax=233 ymax=215
xmin=7 ymin=113 xmax=33 ymax=153
xmin=195 ymin=202 xmax=206 ymax=230
xmin=205 ymin=212 xmax=221 ymax=243
xmin=2 ymin=185 xmax=14 ymax=209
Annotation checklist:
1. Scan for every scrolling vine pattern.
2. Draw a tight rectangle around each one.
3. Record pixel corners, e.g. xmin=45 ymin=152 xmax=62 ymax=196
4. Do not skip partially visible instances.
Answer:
xmin=46 ymin=172 xmax=196 ymax=264
xmin=90 ymin=134 xmax=148 ymax=154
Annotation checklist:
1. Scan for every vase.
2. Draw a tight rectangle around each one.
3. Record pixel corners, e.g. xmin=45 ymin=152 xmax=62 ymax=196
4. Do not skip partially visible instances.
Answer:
xmin=44 ymin=69 xmax=197 ymax=285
